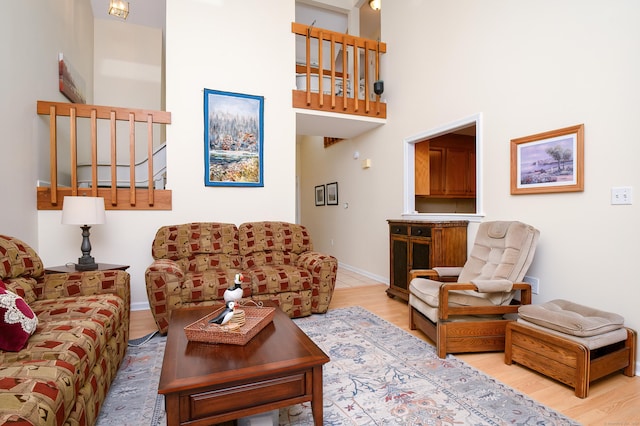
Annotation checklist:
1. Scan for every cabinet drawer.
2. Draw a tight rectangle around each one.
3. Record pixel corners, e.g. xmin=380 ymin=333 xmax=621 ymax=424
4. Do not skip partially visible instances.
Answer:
xmin=188 ymin=374 xmax=306 ymax=419
xmin=390 ymin=224 xmax=408 ymax=235
xmin=411 ymin=226 xmax=431 ymax=237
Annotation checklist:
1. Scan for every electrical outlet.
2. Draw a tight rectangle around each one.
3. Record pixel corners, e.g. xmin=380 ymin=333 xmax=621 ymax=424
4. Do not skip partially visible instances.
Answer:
xmin=523 ymin=275 xmax=540 ymax=294
xmin=611 ymin=186 xmax=633 ymax=205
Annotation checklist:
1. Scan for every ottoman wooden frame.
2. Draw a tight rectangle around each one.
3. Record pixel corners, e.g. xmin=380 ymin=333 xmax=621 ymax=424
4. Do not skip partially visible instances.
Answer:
xmin=505 ymin=321 xmax=636 ymax=398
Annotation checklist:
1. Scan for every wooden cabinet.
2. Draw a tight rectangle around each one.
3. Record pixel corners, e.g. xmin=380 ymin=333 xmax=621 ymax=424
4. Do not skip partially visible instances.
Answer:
xmin=387 ymin=220 xmax=468 ymax=301
xmin=415 ymin=134 xmax=476 ymax=198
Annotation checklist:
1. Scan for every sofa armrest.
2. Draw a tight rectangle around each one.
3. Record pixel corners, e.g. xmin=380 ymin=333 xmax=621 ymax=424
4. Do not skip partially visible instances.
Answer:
xmin=297 ymin=251 xmax=338 ymax=314
xmin=144 ymin=259 xmax=186 ymax=334
xmin=42 ymin=270 xmax=130 ymax=305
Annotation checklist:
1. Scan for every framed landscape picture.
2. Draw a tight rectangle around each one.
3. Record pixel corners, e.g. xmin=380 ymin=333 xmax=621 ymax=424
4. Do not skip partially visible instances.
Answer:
xmin=204 ymin=88 xmax=264 ymax=187
xmin=510 ymin=124 xmax=584 ymax=195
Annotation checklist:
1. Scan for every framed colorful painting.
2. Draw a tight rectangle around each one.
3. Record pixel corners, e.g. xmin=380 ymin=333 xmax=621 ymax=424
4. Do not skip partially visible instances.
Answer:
xmin=204 ymin=88 xmax=264 ymax=187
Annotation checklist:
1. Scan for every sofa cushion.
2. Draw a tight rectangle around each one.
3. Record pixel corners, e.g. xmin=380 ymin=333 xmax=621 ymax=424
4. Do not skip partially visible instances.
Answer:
xmin=177 ymin=253 xmax=242 ymax=273
xmin=1 ymin=277 xmax=38 ymax=304
xmin=181 ymin=269 xmax=247 ymax=303
xmin=409 ymin=278 xmax=498 ymax=308
xmin=152 ymin=222 xmax=239 ymax=260
xmin=239 ymin=222 xmax=313 ymax=256
xmin=0 ymin=293 xmax=127 ymax=425
xmin=242 ymin=250 xmax=299 ymax=269
xmin=0 ymin=235 xmax=44 ymax=280
xmin=245 ymin=265 xmax=312 ymax=295
xmin=0 ymin=281 xmax=38 ymax=351
xmin=518 ymin=299 xmax=624 ymax=337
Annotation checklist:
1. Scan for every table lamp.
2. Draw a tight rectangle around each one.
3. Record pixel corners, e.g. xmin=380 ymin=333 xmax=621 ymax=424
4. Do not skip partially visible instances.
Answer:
xmin=61 ymin=196 xmax=106 ymax=271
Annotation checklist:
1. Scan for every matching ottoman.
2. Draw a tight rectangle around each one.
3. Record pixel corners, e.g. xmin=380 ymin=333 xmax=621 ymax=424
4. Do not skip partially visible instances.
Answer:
xmin=505 ymin=299 xmax=636 ymax=398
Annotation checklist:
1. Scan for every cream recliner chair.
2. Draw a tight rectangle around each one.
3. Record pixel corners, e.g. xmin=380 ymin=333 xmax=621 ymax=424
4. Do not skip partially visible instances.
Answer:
xmin=409 ymin=220 xmax=540 ymax=358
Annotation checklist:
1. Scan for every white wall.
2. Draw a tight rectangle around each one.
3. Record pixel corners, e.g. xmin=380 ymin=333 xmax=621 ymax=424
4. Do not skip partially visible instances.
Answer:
xmin=35 ymin=0 xmax=297 ymax=310
xmin=93 ymin=19 xmax=163 ymax=163
xmin=37 ymin=13 xmax=165 ymax=310
xmin=300 ymin=0 xmax=640 ymax=340
xmin=0 ymin=0 xmax=93 ymax=246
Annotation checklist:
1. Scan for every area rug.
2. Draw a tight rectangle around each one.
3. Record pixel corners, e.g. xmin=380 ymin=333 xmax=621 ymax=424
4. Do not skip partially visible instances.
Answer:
xmin=96 ymin=306 xmax=579 ymax=425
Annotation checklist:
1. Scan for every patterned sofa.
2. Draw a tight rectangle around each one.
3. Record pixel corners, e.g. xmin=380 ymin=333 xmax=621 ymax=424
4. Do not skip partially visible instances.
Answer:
xmin=0 ymin=235 xmax=130 ymax=426
xmin=145 ymin=221 xmax=338 ymax=334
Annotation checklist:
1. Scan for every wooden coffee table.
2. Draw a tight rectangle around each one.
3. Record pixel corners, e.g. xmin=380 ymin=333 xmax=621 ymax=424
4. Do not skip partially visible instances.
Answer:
xmin=158 ymin=305 xmax=329 ymax=426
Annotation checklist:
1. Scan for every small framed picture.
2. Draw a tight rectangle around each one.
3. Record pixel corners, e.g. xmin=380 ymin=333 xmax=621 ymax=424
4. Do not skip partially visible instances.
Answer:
xmin=315 ymin=185 xmax=325 ymax=206
xmin=326 ymin=182 xmax=338 ymax=205
xmin=510 ymin=124 xmax=584 ymax=195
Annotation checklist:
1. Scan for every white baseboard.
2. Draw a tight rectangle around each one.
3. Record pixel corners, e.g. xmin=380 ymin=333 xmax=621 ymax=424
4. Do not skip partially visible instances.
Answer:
xmin=337 ymin=262 xmax=389 ymax=286
xmin=131 ymin=301 xmax=151 ymax=311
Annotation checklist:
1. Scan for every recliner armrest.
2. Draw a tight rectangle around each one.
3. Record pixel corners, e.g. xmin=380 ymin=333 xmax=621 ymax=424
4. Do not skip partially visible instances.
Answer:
xmin=296 ymin=251 xmax=338 ymax=314
xmin=145 ymin=259 xmax=187 ymax=334
xmin=409 ymin=269 xmax=440 ymax=281
xmin=433 ymin=266 xmax=463 ymax=277
xmin=438 ymin=282 xmax=532 ymax=320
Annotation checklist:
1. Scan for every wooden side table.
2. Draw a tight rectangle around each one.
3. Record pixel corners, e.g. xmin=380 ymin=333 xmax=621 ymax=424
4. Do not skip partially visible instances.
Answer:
xmin=44 ymin=263 xmax=130 ymax=274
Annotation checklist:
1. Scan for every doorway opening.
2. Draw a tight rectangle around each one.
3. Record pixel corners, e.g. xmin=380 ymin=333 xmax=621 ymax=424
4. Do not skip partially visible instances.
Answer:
xmin=404 ymin=114 xmax=482 ymax=217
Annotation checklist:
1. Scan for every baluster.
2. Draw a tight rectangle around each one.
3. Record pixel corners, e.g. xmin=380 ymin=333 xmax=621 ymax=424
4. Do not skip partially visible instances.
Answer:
xmin=90 ymin=109 xmax=98 ymax=194
xmin=70 ymin=107 xmax=78 ymax=195
xmin=110 ymin=111 xmax=117 ymax=205
xmin=129 ymin=113 xmax=136 ymax=205
xmin=147 ymin=115 xmax=155 ymax=206
xmin=49 ymin=105 xmax=58 ymax=205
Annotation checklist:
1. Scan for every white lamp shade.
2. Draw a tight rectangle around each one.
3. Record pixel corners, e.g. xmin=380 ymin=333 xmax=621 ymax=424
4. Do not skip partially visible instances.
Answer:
xmin=61 ymin=196 xmax=106 ymax=225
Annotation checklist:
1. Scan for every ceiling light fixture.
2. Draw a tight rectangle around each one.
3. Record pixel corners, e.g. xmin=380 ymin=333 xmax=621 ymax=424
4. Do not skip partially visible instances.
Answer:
xmin=108 ymin=0 xmax=129 ymax=19
xmin=369 ymin=0 xmax=381 ymax=11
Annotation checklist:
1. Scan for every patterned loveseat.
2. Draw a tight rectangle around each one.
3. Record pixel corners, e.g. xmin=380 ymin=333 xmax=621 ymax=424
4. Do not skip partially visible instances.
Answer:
xmin=0 ymin=235 xmax=130 ymax=426
xmin=145 ymin=221 xmax=338 ymax=334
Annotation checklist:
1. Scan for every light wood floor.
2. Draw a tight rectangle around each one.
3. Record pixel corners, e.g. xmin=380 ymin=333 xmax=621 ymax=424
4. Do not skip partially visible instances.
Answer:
xmin=130 ymin=274 xmax=640 ymax=425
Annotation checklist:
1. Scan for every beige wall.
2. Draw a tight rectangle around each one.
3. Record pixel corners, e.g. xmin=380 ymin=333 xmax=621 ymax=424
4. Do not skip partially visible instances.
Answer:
xmin=300 ymin=0 xmax=640 ymax=340
xmin=4 ymin=1 xmax=640 ymax=363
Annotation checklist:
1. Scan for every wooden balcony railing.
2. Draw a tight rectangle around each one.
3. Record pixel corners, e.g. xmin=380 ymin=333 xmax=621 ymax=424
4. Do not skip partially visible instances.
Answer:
xmin=36 ymin=100 xmax=172 ymax=210
xmin=291 ymin=23 xmax=387 ymax=119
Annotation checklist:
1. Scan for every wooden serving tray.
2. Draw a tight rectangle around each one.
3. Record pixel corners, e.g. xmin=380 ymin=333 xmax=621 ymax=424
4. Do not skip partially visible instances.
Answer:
xmin=184 ymin=305 xmax=276 ymax=345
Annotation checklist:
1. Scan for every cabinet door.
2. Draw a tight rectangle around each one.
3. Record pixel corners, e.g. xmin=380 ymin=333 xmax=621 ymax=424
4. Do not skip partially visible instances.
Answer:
xmin=468 ymin=151 xmax=476 ymax=195
xmin=415 ymin=141 xmax=431 ymax=195
xmin=390 ymin=237 xmax=408 ymax=291
xmin=443 ymin=147 xmax=469 ymax=196
xmin=411 ymin=239 xmax=431 ymax=271
xmin=429 ymin=148 xmax=444 ymax=195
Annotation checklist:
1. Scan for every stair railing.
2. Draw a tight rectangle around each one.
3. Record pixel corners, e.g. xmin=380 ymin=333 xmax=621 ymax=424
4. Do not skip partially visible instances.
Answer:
xmin=36 ymin=100 xmax=172 ymax=210
xmin=291 ymin=23 xmax=387 ymax=118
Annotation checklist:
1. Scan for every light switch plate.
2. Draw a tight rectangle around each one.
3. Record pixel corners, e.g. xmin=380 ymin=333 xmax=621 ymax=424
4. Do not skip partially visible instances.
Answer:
xmin=611 ymin=186 xmax=632 ymax=205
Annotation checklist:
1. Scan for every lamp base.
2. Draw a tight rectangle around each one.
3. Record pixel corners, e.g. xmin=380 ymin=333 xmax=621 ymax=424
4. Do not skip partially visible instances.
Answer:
xmin=75 ymin=256 xmax=98 ymax=271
